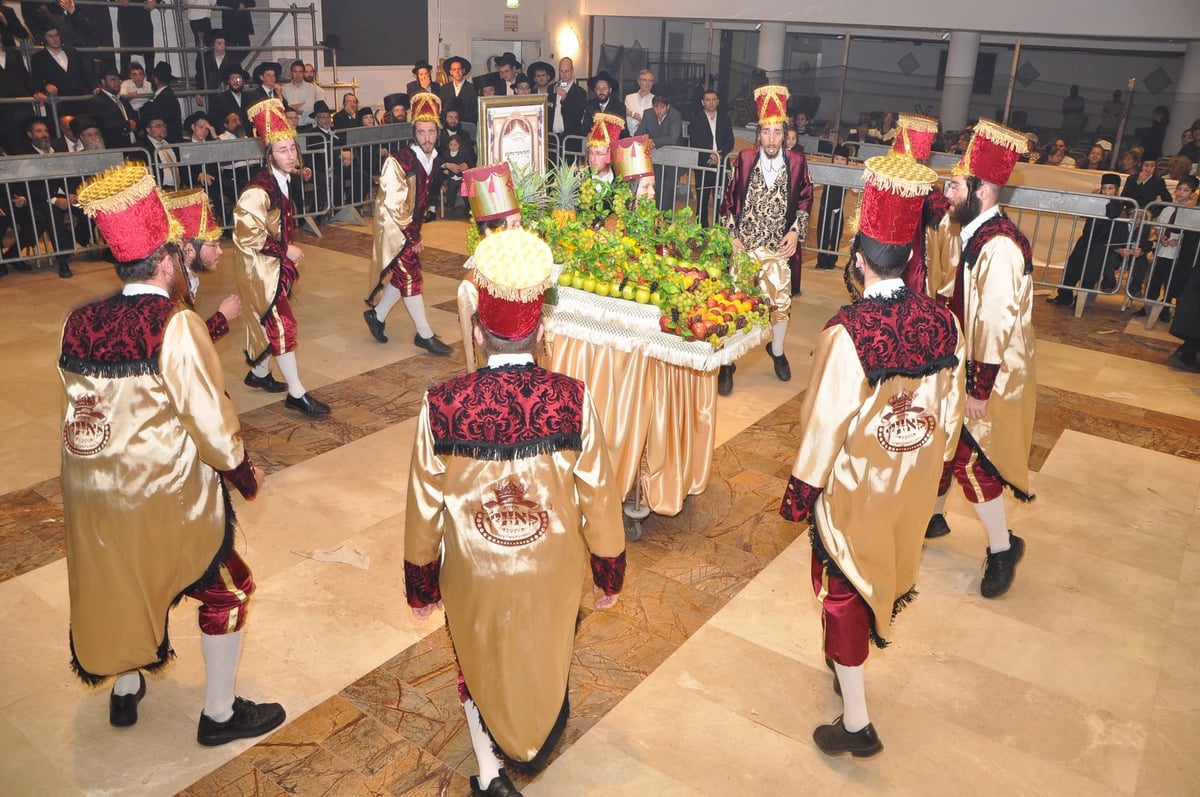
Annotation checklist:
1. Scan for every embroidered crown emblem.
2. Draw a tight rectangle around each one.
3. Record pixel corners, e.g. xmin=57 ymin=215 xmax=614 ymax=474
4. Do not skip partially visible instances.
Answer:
xmin=876 ymin=389 xmax=936 ymax=453
xmin=492 ymin=480 xmax=526 ymax=505
xmin=474 ymin=478 xmax=549 ymax=547
xmin=64 ymin=393 xmax=111 ymax=457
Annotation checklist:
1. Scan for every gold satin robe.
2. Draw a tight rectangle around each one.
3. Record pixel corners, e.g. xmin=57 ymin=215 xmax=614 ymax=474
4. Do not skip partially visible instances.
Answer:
xmin=233 ymin=183 xmax=287 ymax=362
xmin=960 ymin=235 xmax=1037 ymax=496
xmin=60 ymin=309 xmax=246 ymax=678
xmin=791 ymin=324 xmax=966 ymax=641
xmin=405 ymin=385 xmax=624 ymax=763
xmin=367 ymin=155 xmax=415 ymax=300
xmin=926 ymin=213 xmax=961 ymax=302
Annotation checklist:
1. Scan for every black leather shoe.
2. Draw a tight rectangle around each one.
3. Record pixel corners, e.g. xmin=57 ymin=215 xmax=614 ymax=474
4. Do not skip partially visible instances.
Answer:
xmin=1168 ymin=351 xmax=1200 ymax=373
xmin=109 ymin=672 xmax=146 ymax=727
xmin=1045 ymin=293 xmax=1073 ymax=307
xmin=12 ymin=260 xmax=33 ymax=272
xmin=363 ymin=309 xmax=388 ymax=343
xmin=980 ymin=532 xmax=1025 ymax=598
xmin=766 ymin=344 xmax=791 ymax=381
xmin=285 ymin=392 xmax=330 ymax=415
xmin=925 ymin=513 xmax=951 ymax=539
xmin=470 ymin=770 xmax=522 ymax=796
xmin=244 ymin=371 xmax=288 ymax=393
xmin=413 ymin=333 xmax=451 ymax=356
xmin=813 ymin=716 xmax=884 ymax=758
xmin=824 ymin=657 xmax=841 ymax=697
xmin=717 ymin=364 xmax=735 ymax=396
xmin=197 ymin=696 xmax=286 ymax=746
xmin=58 ymin=261 xmax=73 ymax=278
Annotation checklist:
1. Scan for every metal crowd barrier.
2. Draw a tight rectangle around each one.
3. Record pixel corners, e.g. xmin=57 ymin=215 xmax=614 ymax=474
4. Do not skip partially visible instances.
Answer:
xmin=0 ymin=148 xmax=143 ymax=267
xmin=328 ymin=122 xmax=414 ymax=225
xmin=645 ymin=144 xmax=727 ymax=226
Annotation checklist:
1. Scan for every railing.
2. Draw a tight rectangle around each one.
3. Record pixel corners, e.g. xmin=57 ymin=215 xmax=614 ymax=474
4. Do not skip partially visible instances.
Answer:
xmin=327 ymin=123 xmax=414 ymax=224
xmin=1128 ymin=201 xmax=1200 ymax=328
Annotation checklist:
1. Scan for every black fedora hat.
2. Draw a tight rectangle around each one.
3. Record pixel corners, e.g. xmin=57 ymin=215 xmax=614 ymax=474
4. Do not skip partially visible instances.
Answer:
xmin=253 ymin=61 xmax=281 ymax=81
xmin=444 ymin=55 xmax=471 ymax=75
xmin=227 ymin=65 xmax=250 ymax=82
xmin=412 ymin=59 xmax=434 ymax=76
xmin=311 ymin=99 xmax=332 ymax=115
xmin=204 ymin=28 xmax=226 ymax=46
xmin=587 ymin=71 xmax=617 ymax=91
xmin=152 ymin=61 xmax=178 ymax=83
xmin=495 ymin=51 xmax=521 ymax=69
xmin=527 ymin=61 xmax=554 ymax=81
xmin=383 ymin=93 xmax=409 ymax=111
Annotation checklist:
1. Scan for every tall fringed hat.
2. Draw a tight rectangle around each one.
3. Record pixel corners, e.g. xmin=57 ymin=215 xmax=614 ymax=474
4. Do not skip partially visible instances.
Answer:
xmin=162 ymin=188 xmax=222 ymax=242
xmin=857 ymin=153 xmax=938 ymax=266
xmin=587 ymin=112 xmax=624 ymax=149
xmin=892 ymin=113 xmax=940 ymax=161
xmin=410 ymin=92 xmax=442 ymax=126
xmin=753 ymin=84 xmax=789 ymax=126
xmin=611 ymin=136 xmax=653 ymax=182
xmin=462 ymin=162 xmax=519 ymax=222
xmin=473 ymin=228 xmax=554 ymax=340
xmin=247 ymin=97 xmax=294 ymax=143
xmin=953 ymin=118 xmax=1028 ymax=186
xmin=77 ymin=163 xmax=182 ymax=263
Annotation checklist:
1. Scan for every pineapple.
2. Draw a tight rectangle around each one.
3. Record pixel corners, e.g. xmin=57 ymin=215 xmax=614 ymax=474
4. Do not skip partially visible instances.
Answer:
xmin=549 ymin=161 xmax=582 ymax=227
xmin=509 ymin=163 xmax=551 ymax=223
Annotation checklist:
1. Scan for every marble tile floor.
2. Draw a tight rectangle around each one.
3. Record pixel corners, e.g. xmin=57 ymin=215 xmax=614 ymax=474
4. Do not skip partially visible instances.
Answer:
xmin=0 ymin=218 xmax=1197 ymax=795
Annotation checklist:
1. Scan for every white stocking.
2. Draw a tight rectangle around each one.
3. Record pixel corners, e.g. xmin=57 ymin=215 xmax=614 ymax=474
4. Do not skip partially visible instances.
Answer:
xmin=934 ymin=491 xmax=948 ymax=514
xmin=113 ymin=670 xmax=141 ymax=696
xmin=200 ymin=630 xmax=243 ymax=722
xmin=973 ymin=496 xmax=1010 ymax=552
xmin=464 ymin=698 xmax=503 ymax=785
xmin=374 ymin=283 xmax=403 ymax=322
xmin=834 ymin=662 xmax=870 ymax=732
xmin=250 ymin=360 xmax=270 ymax=378
xmin=771 ymin=320 xmax=788 ymax=356
xmin=404 ymin=295 xmax=435 ymax=339
xmin=274 ymin=351 xmax=306 ymax=399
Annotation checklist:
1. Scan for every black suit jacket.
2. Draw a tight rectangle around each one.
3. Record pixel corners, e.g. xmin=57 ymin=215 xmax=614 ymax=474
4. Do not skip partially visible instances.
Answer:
xmin=211 ymin=88 xmax=252 ymax=129
xmin=332 ymin=110 xmax=360 ymax=130
xmin=140 ymin=86 xmax=183 ymax=143
xmin=216 ymin=0 xmax=255 ymax=39
xmin=30 ymin=45 xmax=92 ymax=98
xmin=194 ymin=52 xmax=243 ymax=93
xmin=87 ymin=90 xmax=137 ymax=149
xmin=0 ymin=7 xmax=29 ymax=48
xmin=439 ymin=80 xmax=477 ymax=124
xmin=0 ymin=48 xmax=31 ymax=98
xmin=687 ymin=110 xmax=734 ymax=165
xmin=407 ymin=80 xmax=440 ymax=96
xmin=547 ymin=83 xmax=586 ymax=138
xmin=581 ymin=98 xmax=626 ymax=141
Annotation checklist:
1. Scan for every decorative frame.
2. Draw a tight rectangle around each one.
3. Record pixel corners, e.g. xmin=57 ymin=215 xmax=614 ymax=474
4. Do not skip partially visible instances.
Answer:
xmin=478 ymin=94 xmax=549 ymax=175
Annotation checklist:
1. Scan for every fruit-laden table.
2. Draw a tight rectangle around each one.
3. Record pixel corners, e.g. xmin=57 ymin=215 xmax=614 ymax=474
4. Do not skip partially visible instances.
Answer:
xmin=542 ymin=285 xmax=770 ymax=524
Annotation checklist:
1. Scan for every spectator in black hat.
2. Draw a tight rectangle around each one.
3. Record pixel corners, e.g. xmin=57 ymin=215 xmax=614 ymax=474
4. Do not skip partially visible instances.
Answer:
xmin=439 ymin=55 xmax=476 ymax=124
xmin=492 ymin=52 xmax=521 ymax=95
xmin=582 ymin=71 xmax=626 ymax=143
xmin=407 ymin=59 xmax=440 ymax=96
xmin=139 ymin=62 xmax=182 ymax=143
xmin=0 ymin=33 xmax=33 ymax=153
xmin=1048 ymin=172 xmax=1126 ymax=306
xmin=527 ymin=60 xmax=554 ymax=95
xmin=116 ymin=0 xmax=156 ymax=76
xmin=194 ymin=28 xmax=243 ymax=102
xmin=815 ymin=144 xmax=852 ymax=269
xmin=88 ymin=65 xmax=137 ymax=149
xmin=383 ymin=93 xmax=409 ymax=124
xmin=210 ymin=65 xmax=253 ymax=130
xmin=249 ymin=61 xmax=281 ymax=103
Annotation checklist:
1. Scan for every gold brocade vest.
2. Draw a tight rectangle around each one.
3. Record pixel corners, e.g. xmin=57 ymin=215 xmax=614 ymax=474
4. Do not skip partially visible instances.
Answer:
xmin=737 ymin=165 xmax=791 ymax=250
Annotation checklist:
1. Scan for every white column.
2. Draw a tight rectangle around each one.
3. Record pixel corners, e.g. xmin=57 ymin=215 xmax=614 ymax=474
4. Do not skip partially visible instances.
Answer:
xmin=1166 ymin=41 xmax=1200 ymax=157
xmin=940 ymin=31 xmax=980 ymax=131
xmin=757 ymin=22 xmax=786 ymax=78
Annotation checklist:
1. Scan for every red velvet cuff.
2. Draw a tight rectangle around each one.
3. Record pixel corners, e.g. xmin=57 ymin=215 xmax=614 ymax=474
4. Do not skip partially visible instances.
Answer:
xmin=405 ymin=559 xmax=442 ymax=607
xmin=222 ymin=453 xmax=258 ymax=500
xmin=966 ymin=360 xmax=1000 ymax=401
xmin=780 ymin=475 xmax=822 ymax=523
xmin=260 ymin=238 xmax=287 ymax=260
xmin=590 ymin=551 xmax=626 ymax=595
xmin=206 ymin=311 xmax=228 ymax=342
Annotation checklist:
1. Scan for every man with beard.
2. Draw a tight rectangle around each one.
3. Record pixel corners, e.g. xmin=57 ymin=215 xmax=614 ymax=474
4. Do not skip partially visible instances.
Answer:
xmin=925 ymin=120 xmax=1035 ymax=600
xmin=383 ymin=92 xmax=409 ymax=124
xmin=716 ymin=85 xmax=813 ymax=396
xmin=139 ymin=62 xmax=182 ymax=143
xmin=210 ymin=66 xmax=252 ymax=129
xmin=780 ymin=153 xmax=964 ymax=758
xmin=164 ymin=187 xmax=241 ymax=342
xmin=581 ymin=71 xmax=625 ymax=143
xmin=405 ymin=229 xmax=625 ymax=796
xmin=61 ymin=162 xmax=283 ymax=745
xmin=88 ymin=65 xmax=137 ymax=148
xmin=233 ymin=98 xmax=329 ymax=415
xmin=439 ymin=55 xmax=476 ymax=124
xmin=363 ymin=92 xmax=452 ymax=356
xmin=491 ymin=51 xmax=520 ymax=95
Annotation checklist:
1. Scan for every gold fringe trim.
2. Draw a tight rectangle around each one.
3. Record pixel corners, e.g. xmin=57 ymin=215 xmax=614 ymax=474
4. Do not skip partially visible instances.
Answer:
xmin=77 ymin=164 xmax=156 ymax=217
xmin=473 ymin=228 xmax=555 ymax=300
xmin=166 ymin=215 xmax=185 ymax=244
xmin=160 ymin=187 xmax=206 ymax=210
xmin=864 ymin=154 xmax=937 ymax=197
xmin=897 ymin=113 xmax=939 ymax=134
xmin=972 ymin=118 xmax=1029 ymax=154
xmin=474 ymin=269 xmax=554 ymax=302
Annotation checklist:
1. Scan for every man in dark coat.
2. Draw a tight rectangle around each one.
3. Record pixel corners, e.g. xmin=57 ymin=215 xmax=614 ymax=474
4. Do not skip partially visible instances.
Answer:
xmin=688 ymin=88 xmax=734 ymax=226
xmin=194 ymin=28 xmax=242 ymax=98
xmin=114 ymin=0 xmax=156 ymax=74
xmin=406 ymin=59 xmax=439 ymax=96
xmin=581 ymin=71 xmax=625 ymax=143
xmin=87 ymin=64 xmax=137 ymax=149
xmin=215 ymin=0 xmax=255 ymax=57
xmin=0 ymin=39 xmax=33 ymax=153
xmin=138 ymin=61 xmax=182 ymax=142
xmin=30 ymin=23 xmax=93 ymax=115
xmin=209 ymin=65 xmax=252 ymax=130
xmin=438 ymin=55 xmax=476 ymax=124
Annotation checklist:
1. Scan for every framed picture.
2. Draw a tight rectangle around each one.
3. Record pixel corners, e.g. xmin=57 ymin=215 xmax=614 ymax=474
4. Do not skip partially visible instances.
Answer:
xmin=479 ymin=94 xmax=549 ymax=175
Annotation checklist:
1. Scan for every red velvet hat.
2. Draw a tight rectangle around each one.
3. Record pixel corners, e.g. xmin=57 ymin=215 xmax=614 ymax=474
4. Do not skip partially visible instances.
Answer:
xmin=858 ymin=153 xmax=938 ymax=246
xmin=611 ymin=136 xmax=653 ymax=181
xmin=77 ymin=163 xmax=182 ymax=263
xmin=891 ymin=113 xmax=940 ymax=161
xmin=410 ymin=92 xmax=442 ymax=127
xmin=247 ymin=97 xmax=294 ymax=143
xmin=587 ymin=112 xmax=624 ymax=149
xmin=462 ymin=162 xmax=519 ymax=222
xmin=753 ymin=85 xmax=789 ymax=126
xmin=162 ymin=188 xmax=222 ymax=241
xmin=474 ymin=229 xmax=554 ymax=340
xmin=953 ymin=118 xmax=1028 ymax=186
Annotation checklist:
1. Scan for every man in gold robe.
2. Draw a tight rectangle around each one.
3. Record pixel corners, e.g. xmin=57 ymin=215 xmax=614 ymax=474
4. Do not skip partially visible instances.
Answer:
xmin=717 ymin=84 xmax=813 ymax=396
xmin=363 ymin=91 xmax=452 ymax=355
xmin=405 ymin=230 xmax=626 ymax=796
xmin=61 ymin=163 xmax=284 ymax=745
xmin=926 ymin=120 xmax=1036 ymax=600
xmin=780 ymin=154 xmax=965 ymax=757
xmin=164 ymin=187 xmax=240 ymax=342
xmin=233 ymin=97 xmax=329 ymax=415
